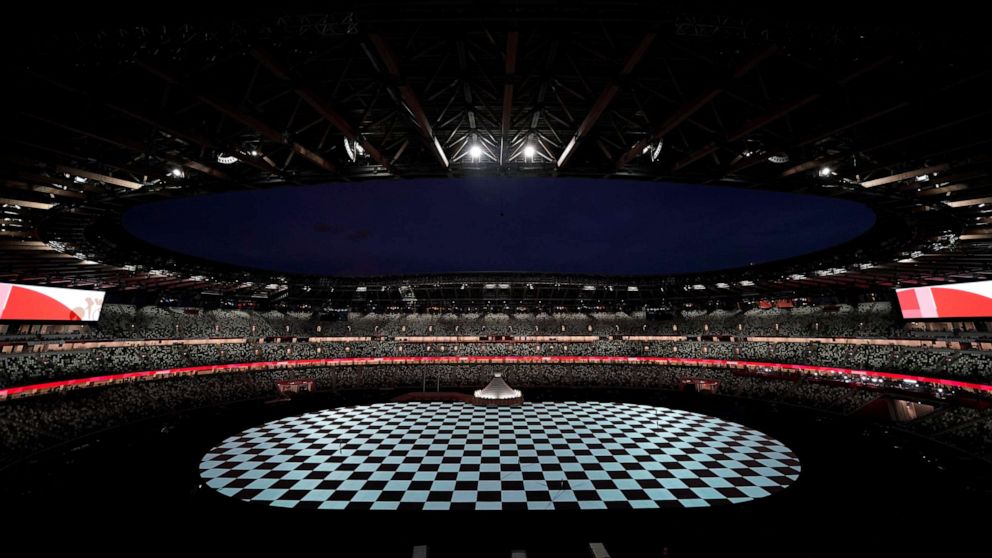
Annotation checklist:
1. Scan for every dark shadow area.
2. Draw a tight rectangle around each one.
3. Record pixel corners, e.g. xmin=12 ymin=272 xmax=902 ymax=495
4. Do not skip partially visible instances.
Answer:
xmin=2 ymin=388 xmax=989 ymax=556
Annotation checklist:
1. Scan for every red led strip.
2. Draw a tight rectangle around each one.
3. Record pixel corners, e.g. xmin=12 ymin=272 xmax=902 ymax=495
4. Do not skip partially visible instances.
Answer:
xmin=1 ymin=355 xmax=989 ymax=400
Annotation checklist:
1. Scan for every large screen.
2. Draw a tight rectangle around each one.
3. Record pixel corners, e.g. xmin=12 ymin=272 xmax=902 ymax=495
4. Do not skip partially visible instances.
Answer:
xmin=0 ymin=283 xmax=105 ymax=322
xmin=896 ymin=280 xmax=992 ymax=319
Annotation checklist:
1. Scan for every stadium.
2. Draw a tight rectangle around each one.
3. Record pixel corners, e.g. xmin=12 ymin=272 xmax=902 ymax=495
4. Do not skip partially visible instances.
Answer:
xmin=1 ymin=2 xmax=990 ymax=555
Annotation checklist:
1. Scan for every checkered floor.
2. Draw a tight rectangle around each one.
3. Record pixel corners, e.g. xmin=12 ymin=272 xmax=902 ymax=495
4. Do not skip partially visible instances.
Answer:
xmin=200 ymin=401 xmax=800 ymax=511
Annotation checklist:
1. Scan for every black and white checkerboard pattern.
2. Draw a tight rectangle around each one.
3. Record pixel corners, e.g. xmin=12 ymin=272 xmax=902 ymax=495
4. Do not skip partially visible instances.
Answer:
xmin=201 ymin=401 xmax=800 ymax=511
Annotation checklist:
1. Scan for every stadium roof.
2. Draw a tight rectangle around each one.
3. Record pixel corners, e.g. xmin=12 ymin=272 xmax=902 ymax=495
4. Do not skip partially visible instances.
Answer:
xmin=1 ymin=2 xmax=990 ymax=307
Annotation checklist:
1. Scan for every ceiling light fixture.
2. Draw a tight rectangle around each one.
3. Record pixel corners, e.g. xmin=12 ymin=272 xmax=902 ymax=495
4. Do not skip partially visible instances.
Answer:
xmin=523 ymin=145 xmax=536 ymax=161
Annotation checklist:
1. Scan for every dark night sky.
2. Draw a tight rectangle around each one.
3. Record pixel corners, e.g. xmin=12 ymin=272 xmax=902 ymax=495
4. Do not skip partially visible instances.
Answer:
xmin=123 ymin=178 xmax=875 ymax=277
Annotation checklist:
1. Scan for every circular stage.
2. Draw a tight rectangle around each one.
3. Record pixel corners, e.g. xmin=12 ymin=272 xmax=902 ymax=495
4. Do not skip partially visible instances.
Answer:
xmin=200 ymin=401 xmax=800 ymax=511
